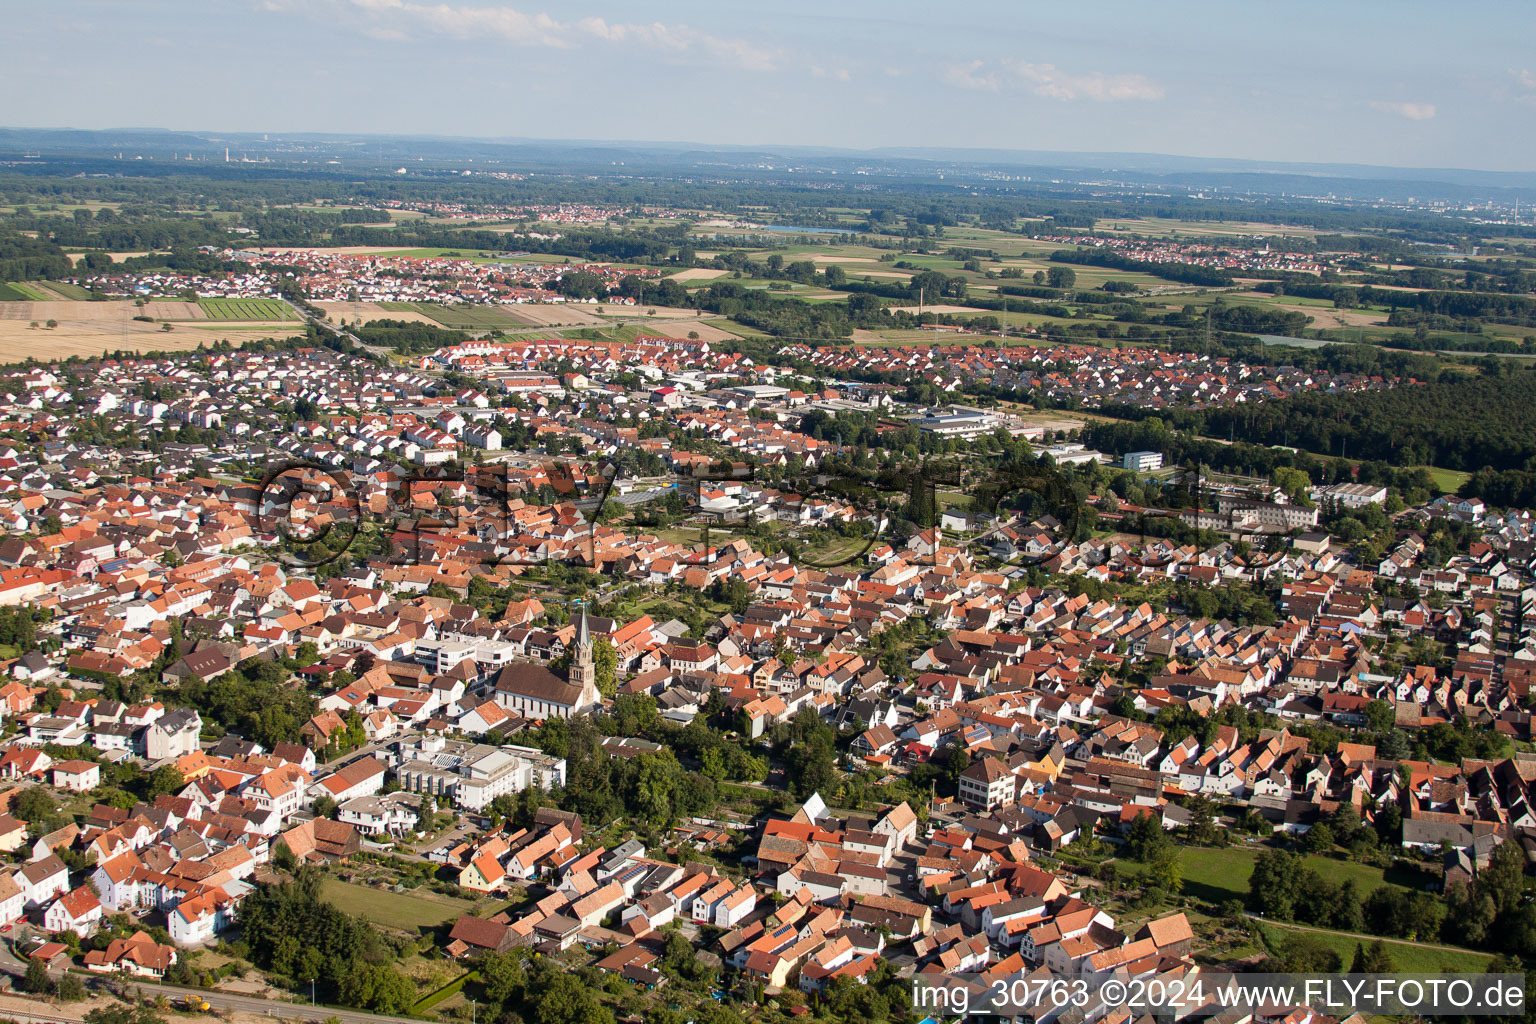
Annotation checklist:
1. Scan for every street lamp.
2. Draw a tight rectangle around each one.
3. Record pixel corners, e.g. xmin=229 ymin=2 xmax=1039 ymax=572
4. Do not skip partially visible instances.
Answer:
xmin=310 ymin=978 xmax=315 ymax=1008
xmin=470 ymin=997 xmax=476 ymax=1024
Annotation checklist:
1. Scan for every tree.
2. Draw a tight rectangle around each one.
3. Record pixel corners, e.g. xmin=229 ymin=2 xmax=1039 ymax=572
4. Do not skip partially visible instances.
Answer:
xmin=592 ymin=636 xmax=618 ymax=698
xmin=943 ymin=744 xmax=970 ymax=791
xmin=1185 ymin=796 xmax=1222 ymax=846
xmin=1364 ymin=699 xmax=1395 ymax=733
xmin=1046 ymin=266 xmax=1076 ymax=289
xmin=1145 ymin=843 xmax=1182 ymax=897
xmin=528 ymin=969 xmax=614 ymax=1024
xmin=313 ymin=795 xmax=338 ymax=819
xmin=294 ymin=641 xmax=320 ymax=668
xmin=416 ymin=794 xmax=436 ymax=832
xmin=84 ymin=1008 xmax=166 ymax=1024
xmin=14 ymin=787 xmax=55 ymax=822
xmin=1445 ymin=879 xmax=1498 ymax=946
xmin=786 ymin=732 xmax=838 ymax=802
xmin=1480 ymin=839 xmax=1526 ymax=916
xmin=1123 ymin=811 xmax=1170 ymax=862
xmin=1249 ymin=848 xmax=1303 ymax=920
xmin=272 ymin=841 xmax=298 ymax=873
xmin=22 ymin=955 xmax=50 ymax=994
xmin=56 ymin=972 xmax=87 ymax=1001
xmin=1334 ymin=879 xmax=1366 ymax=932
xmin=145 ymin=765 xmax=184 ymax=799
xmin=1301 ymin=823 xmax=1334 ymax=854
xmin=1272 ymin=931 xmax=1341 ymax=972
xmin=480 ymin=951 xmax=526 ymax=1010
xmin=907 ymin=473 xmax=938 ymax=529
xmin=1271 ymin=466 xmax=1315 ymax=506
xmin=1350 ymin=939 xmax=1396 ymax=973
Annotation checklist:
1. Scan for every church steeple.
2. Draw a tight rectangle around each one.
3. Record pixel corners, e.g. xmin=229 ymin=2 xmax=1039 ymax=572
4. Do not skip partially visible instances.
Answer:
xmin=569 ymin=601 xmax=595 ymax=693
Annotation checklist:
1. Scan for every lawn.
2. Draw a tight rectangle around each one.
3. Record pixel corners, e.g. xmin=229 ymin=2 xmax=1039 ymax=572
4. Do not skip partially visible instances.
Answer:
xmin=1254 ymin=920 xmax=1492 ymax=974
xmin=1416 ymin=465 xmax=1471 ymax=493
xmin=1117 ymin=844 xmax=1430 ymax=908
xmin=198 ymin=298 xmax=296 ymax=321
xmin=795 ymin=533 xmax=877 ymax=567
xmin=320 ymin=877 xmax=482 ymax=931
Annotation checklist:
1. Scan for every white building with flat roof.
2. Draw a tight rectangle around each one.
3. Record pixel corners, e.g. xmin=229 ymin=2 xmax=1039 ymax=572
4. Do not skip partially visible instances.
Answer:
xmin=1323 ymin=482 xmax=1388 ymax=508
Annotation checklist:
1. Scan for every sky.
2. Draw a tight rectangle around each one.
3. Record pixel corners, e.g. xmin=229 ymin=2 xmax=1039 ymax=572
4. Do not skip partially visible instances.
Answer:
xmin=8 ymin=0 xmax=1536 ymax=171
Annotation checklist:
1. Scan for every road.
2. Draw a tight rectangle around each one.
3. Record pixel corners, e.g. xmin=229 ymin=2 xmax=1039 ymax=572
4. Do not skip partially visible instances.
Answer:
xmin=281 ymin=300 xmax=393 ymax=360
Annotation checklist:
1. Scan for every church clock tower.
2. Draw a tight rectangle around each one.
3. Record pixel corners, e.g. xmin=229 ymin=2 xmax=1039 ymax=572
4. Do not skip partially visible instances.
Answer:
xmin=569 ymin=602 xmax=597 ymax=696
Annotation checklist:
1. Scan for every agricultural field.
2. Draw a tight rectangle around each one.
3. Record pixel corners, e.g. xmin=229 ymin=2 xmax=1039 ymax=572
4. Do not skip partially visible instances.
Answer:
xmin=24 ymin=281 xmax=93 ymax=300
xmin=145 ymin=301 xmax=207 ymax=320
xmin=888 ymin=303 xmax=998 ymax=316
xmin=602 ymin=319 xmax=740 ymax=343
xmin=666 ymin=267 xmax=729 ymax=282
xmin=317 ymin=300 xmax=443 ymax=327
xmin=0 ymin=283 xmax=48 ymax=301
xmin=251 ymin=245 xmax=424 ymax=257
xmin=198 ymin=297 xmax=296 ymax=321
xmin=1088 ymin=216 xmax=1331 ymax=240
xmin=0 ymin=299 xmax=299 ymax=360
xmin=379 ymin=301 xmax=637 ymax=330
xmin=602 ymin=303 xmax=712 ymax=321
xmin=507 ymin=303 xmax=610 ymax=327
xmin=378 ymin=302 xmax=533 ymax=330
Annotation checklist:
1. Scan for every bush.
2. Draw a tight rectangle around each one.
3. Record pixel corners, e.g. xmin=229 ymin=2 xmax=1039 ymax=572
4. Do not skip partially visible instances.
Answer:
xmin=57 ymin=972 xmax=87 ymax=1001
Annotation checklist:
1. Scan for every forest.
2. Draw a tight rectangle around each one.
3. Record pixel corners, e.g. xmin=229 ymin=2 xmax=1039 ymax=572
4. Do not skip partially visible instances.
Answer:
xmin=0 ymin=229 xmax=73 ymax=281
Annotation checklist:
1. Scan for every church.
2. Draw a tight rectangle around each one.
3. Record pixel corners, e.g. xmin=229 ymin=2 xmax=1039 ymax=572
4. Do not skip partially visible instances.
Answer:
xmin=493 ymin=605 xmax=603 ymax=719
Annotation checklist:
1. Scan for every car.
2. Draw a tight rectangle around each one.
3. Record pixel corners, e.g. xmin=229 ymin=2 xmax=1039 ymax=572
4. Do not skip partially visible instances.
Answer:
xmin=1 ymin=924 xmax=13 ymax=933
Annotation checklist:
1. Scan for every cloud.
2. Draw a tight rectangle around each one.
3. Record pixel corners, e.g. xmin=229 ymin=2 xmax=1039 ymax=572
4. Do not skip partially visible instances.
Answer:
xmin=943 ymin=60 xmax=1001 ymax=92
xmin=1370 ymin=100 xmax=1437 ymax=120
xmin=943 ymin=58 xmax=1162 ymax=101
xmin=1510 ymin=69 xmax=1536 ymax=106
xmin=572 ymin=15 xmax=777 ymax=70
xmin=260 ymin=0 xmax=777 ymax=70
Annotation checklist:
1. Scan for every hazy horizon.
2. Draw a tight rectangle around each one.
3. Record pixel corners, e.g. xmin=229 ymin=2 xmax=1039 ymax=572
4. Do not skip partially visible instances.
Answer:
xmin=8 ymin=2 xmax=1536 ymax=173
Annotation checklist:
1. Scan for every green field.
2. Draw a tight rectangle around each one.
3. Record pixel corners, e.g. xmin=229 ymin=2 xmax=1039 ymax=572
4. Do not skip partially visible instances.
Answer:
xmin=1255 ymin=920 xmax=1492 ymax=974
xmin=198 ymin=298 xmax=295 ymax=321
xmin=0 ymin=282 xmax=51 ymax=301
xmin=1118 ymin=844 xmax=1430 ymax=907
xmin=319 ymin=877 xmax=482 ymax=931
xmin=356 ymin=246 xmax=613 ymax=267
xmin=357 ymin=247 xmax=491 ymax=259
xmin=1414 ymin=466 xmax=1470 ymax=493
xmin=33 ymin=281 xmax=92 ymax=299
